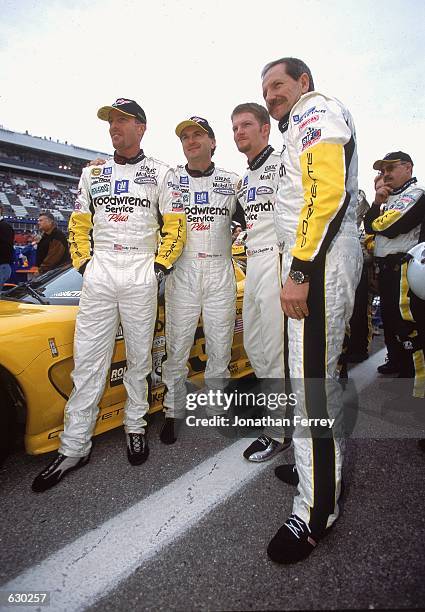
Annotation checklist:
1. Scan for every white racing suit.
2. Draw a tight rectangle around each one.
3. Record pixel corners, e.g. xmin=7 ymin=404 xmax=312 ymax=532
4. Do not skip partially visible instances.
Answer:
xmin=276 ymin=92 xmax=362 ymax=539
xmin=61 ymin=152 xmax=186 ymax=457
xmin=162 ymin=164 xmax=238 ymax=418
xmin=237 ymin=147 xmax=287 ymax=441
xmin=364 ymin=178 xmax=425 ymax=395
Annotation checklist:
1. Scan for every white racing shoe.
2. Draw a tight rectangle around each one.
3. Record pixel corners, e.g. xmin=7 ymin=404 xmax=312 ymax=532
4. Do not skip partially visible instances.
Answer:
xmin=243 ymin=435 xmax=291 ymax=462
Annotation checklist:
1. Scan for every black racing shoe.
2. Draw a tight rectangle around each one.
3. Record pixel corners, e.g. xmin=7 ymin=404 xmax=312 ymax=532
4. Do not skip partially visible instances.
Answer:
xmin=243 ymin=435 xmax=291 ymax=462
xmin=267 ymin=514 xmax=320 ymax=564
xmin=377 ymin=361 xmax=400 ymax=375
xmin=32 ymin=452 xmax=90 ymax=492
xmin=126 ymin=433 xmax=149 ymax=465
xmin=274 ymin=463 xmax=299 ymax=486
xmin=159 ymin=417 xmax=178 ymax=445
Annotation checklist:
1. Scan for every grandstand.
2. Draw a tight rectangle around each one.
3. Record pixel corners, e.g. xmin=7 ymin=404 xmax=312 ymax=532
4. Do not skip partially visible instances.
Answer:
xmin=0 ymin=127 xmax=109 ymax=238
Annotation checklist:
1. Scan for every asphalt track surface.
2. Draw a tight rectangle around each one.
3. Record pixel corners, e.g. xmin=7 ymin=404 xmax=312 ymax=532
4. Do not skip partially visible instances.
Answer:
xmin=1 ymin=338 xmax=424 ymax=611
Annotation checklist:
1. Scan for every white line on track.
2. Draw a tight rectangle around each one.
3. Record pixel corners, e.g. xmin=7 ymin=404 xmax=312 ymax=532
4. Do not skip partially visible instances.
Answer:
xmin=1 ymin=351 xmax=386 ymax=612
xmin=1 ymin=439 xmax=274 ymax=612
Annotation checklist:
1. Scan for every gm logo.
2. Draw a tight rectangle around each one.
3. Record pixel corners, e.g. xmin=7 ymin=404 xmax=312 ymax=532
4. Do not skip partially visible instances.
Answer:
xmin=247 ymin=187 xmax=256 ymax=202
xmin=243 ymin=176 xmax=248 ymax=185
xmin=103 ymin=167 xmax=112 ymax=176
xmin=114 ymin=180 xmax=129 ymax=194
xmin=180 ymin=176 xmax=189 ymax=185
xmin=194 ymin=191 xmax=209 ymax=205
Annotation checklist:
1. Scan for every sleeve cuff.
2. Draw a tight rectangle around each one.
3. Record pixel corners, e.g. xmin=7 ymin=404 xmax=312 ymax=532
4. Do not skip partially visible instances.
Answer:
xmin=290 ymin=257 xmax=315 ymax=275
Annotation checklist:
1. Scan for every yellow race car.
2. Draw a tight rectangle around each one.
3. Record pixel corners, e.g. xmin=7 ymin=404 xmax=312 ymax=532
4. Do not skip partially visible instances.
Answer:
xmin=0 ymin=262 xmax=251 ymax=457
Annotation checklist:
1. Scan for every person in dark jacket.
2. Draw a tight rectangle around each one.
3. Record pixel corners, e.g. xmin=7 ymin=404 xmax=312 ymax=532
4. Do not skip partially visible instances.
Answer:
xmin=36 ymin=212 xmax=70 ymax=274
xmin=0 ymin=206 xmax=14 ymax=289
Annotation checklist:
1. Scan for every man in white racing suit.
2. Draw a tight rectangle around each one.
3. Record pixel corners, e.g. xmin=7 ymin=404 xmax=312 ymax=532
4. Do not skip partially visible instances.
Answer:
xmin=364 ymin=151 xmax=425 ymax=397
xmin=231 ymin=102 xmax=292 ymax=462
xmin=32 ymin=98 xmax=186 ymax=492
xmin=160 ymin=116 xmax=239 ymax=444
xmin=261 ymin=58 xmax=362 ymax=564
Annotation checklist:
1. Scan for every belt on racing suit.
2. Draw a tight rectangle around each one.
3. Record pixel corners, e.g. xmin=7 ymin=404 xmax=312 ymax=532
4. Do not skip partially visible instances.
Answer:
xmin=375 ymin=252 xmax=407 ymax=270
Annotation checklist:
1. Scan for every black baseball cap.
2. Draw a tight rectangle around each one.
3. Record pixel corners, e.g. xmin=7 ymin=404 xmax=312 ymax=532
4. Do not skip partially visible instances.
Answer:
xmin=97 ymin=98 xmax=147 ymax=123
xmin=373 ymin=151 xmax=413 ymax=171
xmin=175 ymin=116 xmax=215 ymax=139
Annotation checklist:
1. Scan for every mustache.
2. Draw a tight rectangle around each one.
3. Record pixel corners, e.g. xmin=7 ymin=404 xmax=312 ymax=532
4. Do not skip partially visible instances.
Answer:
xmin=267 ymin=97 xmax=286 ymax=109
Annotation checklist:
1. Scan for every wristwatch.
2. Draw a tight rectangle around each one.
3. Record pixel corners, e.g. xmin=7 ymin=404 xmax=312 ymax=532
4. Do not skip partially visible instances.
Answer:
xmin=289 ymin=270 xmax=310 ymax=284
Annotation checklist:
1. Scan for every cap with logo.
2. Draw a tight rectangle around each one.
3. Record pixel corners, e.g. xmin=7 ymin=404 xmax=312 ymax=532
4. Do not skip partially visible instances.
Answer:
xmin=373 ymin=151 xmax=413 ymax=171
xmin=175 ymin=116 xmax=215 ymax=139
xmin=97 ymin=98 xmax=147 ymax=123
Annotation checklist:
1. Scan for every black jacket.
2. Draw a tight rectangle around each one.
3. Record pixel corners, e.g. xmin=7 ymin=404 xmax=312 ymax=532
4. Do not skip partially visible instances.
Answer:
xmin=0 ymin=219 xmax=14 ymax=265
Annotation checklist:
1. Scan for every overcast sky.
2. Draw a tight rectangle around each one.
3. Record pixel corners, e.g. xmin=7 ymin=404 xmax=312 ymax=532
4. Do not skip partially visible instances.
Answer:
xmin=0 ymin=0 xmax=424 ymax=202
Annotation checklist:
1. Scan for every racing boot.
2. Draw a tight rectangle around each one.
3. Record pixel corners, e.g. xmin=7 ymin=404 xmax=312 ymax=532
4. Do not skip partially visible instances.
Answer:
xmin=32 ymin=452 xmax=90 ymax=492
xmin=274 ymin=463 xmax=299 ymax=485
xmin=243 ymin=435 xmax=291 ymax=462
xmin=126 ymin=433 xmax=149 ymax=465
xmin=267 ymin=514 xmax=326 ymax=564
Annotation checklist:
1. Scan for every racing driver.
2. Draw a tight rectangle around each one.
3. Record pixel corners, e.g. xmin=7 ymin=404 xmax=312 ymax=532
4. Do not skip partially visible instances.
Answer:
xmin=32 ymin=98 xmax=186 ymax=492
xmin=231 ymin=102 xmax=292 ymax=462
xmin=261 ymin=58 xmax=362 ymax=563
xmin=159 ymin=116 xmax=240 ymax=444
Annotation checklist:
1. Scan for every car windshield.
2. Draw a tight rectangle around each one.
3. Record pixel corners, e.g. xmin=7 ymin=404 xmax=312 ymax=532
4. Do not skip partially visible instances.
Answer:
xmin=2 ymin=265 xmax=83 ymax=305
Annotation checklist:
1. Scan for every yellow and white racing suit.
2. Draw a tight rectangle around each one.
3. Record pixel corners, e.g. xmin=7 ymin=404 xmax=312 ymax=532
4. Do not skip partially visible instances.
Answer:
xmin=61 ymin=151 xmax=186 ymax=457
xmin=276 ymin=92 xmax=362 ymax=539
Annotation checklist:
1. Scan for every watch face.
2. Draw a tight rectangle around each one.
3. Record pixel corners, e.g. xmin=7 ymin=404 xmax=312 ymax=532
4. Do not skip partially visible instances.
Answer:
xmin=290 ymin=270 xmax=304 ymax=284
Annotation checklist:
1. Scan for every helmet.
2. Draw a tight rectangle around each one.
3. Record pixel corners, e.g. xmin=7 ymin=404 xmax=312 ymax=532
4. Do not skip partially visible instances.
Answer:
xmin=407 ymin=242 xmax=425 ymax=300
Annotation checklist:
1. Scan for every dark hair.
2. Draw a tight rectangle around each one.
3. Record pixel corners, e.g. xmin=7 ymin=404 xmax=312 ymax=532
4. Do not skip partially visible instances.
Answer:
xmin=231 ymin=103 xmax=270 ymax=126
xmin=261 ymin=57 xmax=315 ymax=92
xmin=39 ymin=211 xmax=56 ymax=223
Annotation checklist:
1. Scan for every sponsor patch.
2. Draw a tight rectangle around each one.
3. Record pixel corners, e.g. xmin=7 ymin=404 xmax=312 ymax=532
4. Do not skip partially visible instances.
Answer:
xmin=180 ymin=176 xmax=189 ymax=185
xmin=194 ymin=191 xmax=209 ymax=205
xmin=114 ymin=179 xmax=129 ymax=195
xmin=298 ymin=114 xmax=320 ymax=131
xmin=74 ymin=201 xmax=82 ymax=210
xmin=91 ymin=183 xmax=110 ymax=197
xmin=301 ymin=128 xmax=322 ymax=151
xmin=256 ymin=186 xmax=274 ymax=195
xmin=243 ymin=176 xmax=248 ymax=185
xmin=293 ymin=106 xmax=326 ymax=124
xmin=213 ymin=187 xmax=235 ymax=195
xmin=134 ymin=176 xmax=157 ymax=185
xmin=52 ymin=291 xmax=82 ymax=297
xmin=115 ymin=323 xmax=124 ymax=340
xmin=103 ymin=167 xmax=112 ymax=175
xmin=110 ymin=360 xmax=127 ymax=387
xmin=48 ymin=337 xmax=59 ymax=358
xmin=91 ymin=167 xmax=101 ymax=176
xmin=172 ymin=202 xmax=184 ymax=212
xmin=247 ymin=187 xmax=256 ymax=202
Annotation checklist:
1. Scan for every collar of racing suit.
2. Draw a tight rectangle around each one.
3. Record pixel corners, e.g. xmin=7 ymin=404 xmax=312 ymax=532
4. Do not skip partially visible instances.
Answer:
xmin=185 ymin=162 xmax=215 ymax=177
xmin=391 ymin=176 xmax=417 ymax=195
xmin=278 ymin=112 xmax=290 ymax=133
xmin=113 ymin=149 xmax=146 ymax=165
xmin=248 ymin=145 xmax=275 ymax=171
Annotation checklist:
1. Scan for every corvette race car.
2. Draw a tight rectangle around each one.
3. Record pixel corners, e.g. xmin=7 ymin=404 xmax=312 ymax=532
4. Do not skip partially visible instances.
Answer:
xmin=0 ymin=262 xmax=251 ymax=457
